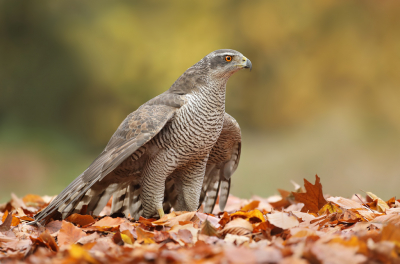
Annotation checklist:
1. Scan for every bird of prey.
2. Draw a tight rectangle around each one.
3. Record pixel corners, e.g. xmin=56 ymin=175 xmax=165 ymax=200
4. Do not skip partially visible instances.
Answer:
xmin=31 ymin=49 xmax=251 ymax=225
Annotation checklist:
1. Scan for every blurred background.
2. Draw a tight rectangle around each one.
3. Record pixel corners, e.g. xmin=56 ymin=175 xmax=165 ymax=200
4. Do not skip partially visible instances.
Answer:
xmin=1 ymin=0 xmax=400 ymax=203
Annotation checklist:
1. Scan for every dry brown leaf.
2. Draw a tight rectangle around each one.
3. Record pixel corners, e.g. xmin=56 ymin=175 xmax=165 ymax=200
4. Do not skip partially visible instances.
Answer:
xmin=311 ymin=242 xmax=366 ymax=264
xmin=200 ymin=219 xmax=219 ymax=237
xmin=327 ymin=197 xmax=363 ymax=210
xmin=22 ymin=194 xmax=46 ymax=208
xmin=169 ymin=223 xmax=199 ymax=243
xmin=68 ymin=244 xmax=98 ymax=264
xmin=154 ymin=230 xmax=170 ymax=243
xmin=381 ymin=223 xmax=400 ymax=244
xmin=178 ymin=229 xmax=193 ymax=244
xmin=136 ymin=227 xmax=155 ymax=244
xmin=30 ymin=231 xmax=59 ymax=252
xmin=372 ymin=214 xmax=400 ymax=226
xmin=0 ymin=211 xmax=13 ymax=231
xmin=58 ymin=220 xmax=86 ymax=246
xmin=366 ymin=192 xmax=390 ymax=212
xmin=230 ymin=209 xmax=265 ymax=223
xmin=153 ymin=211 xmax=196 ymax=227
xmin=92 ymin=216 xmax=125 ymax=227
xmin=292 ymin=175 xmax=327 ymax=214
xmin=291 ymin=211 xmax=316 ymax=222
xmin=66 ymin=214 xmax=96 ymax=227
xmin=267 ymin=212 xmax=299 ymax=229
xmin=222 ymin=218 xmax=253 ymax=236
xmin=195 ymin=212 xmax=220 ymax=228
xmin=318 ymin=202 xmax=343 ymax=215
xmin=269 ymin=189 xmax=291 ymax=209
xmin=45 ymin=220 xmax=62 ymax=234
xmin=2 ymin=210 xmax=20 ymax=227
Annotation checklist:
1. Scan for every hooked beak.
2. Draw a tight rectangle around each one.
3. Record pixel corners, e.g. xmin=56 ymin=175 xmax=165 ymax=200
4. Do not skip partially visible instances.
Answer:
xmin=240 ymin=56 xmax=252 ymax=71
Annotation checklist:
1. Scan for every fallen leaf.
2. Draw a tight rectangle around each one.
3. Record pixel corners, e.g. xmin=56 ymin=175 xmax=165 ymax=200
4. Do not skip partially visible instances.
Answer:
xmin=200 ymin=219 xmax=219 ymax=237
xmin=92 ymin=216 xmax=125 ymax=227
xmin=292 ymin=175 xmax=327 ymax=214
xmin=270 ymin=189 xmax=291 ymax=209
xmin=372 ymin=214 xmax=400 ymax=226
xmin=196 ymin=212 xmax=220 ymax=228
xmin=291 ymin=211 xmax=316 ymax=222
xmin=366 ymin=192 xmax=390 ymax=212
xmin=136 ymin=227 xmax=155 ymax=244
xmin=311 ymin=242 xmax=366 ymax=264
xmin=318 ymin=202 xmax=343 ymax=215
xmin=66 ymin=214 xmax=96 ymax=227
xmin=121 ymin=230 xmax=135 ymax=244
xmin=153 ymin=211 xmax=196 ymax=227
xmin=0 ymin=211 xmax=13 ymax=231
xmin=2 ymin=210 xmax=20 ymax=227
xmin=178 ymin=229 xmax=193 ymax=244
xmin=267 ymin=212 xmax=299 ymax=229
xmin=45 ymin=220 xmax=62 ymax=234
xmin=68 ymin=244 xmax=98 ymax=264
xmin=58 ymin=221 xmax=86 ymax=246
xmin=222 ymin=218 xmax=253 ymax=236
xmin=327 ymin=197 xmax=363 ymax=210
xmin=22 ymin=194 xmax=46 ymax=208
xmin=230 ymin=209 xmax=265 ymax=223
xmin=154 ymin=230 xmax=170 ymax=243
xmin=241 ymin=200 xmax=260 ymax=211
xmin=224 ymin=233 xmax=250 ymax=245
xmin=30 ymin=231 xmax=58 ymax=252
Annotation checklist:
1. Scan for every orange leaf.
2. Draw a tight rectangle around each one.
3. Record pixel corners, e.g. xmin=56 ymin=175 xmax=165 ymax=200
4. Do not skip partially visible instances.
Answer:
xmin=30 ymin=231 xmax=59 ymax=252
xmin=136 ymin=227 xmax=155 ymax=244
xmin=68 ymin=244 xmax=98 ymax=264
xmin=292 ymin=175 xmax=327 ymax=214
xmin=241 ymin=200 xmax=260 ymax=211
xmin=231 ymin=209 xmax=265 ymax=223
xmin=22 ymin=194 xmax=46 ymax=207
xmin=92 ymin=216 xmax=125 ymax=227
xmin=270 ymin=189 xmax=291 ymax=209
xmin=66 ymin=214 xmax=96 ymax=227
xmin=2 ymin=211 xmax=20 ymax=227
xmin=58 ymin=221 xmax=86 ymax=246
xmin=318 ymin=202 xmax=342 ymax=215
xmin=0 ymin=212 xmax=13 ymax=232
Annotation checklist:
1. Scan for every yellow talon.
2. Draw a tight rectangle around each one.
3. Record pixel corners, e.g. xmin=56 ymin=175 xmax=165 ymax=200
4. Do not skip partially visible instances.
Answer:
xmin=157 ymin=208 xmax=165 ymax=218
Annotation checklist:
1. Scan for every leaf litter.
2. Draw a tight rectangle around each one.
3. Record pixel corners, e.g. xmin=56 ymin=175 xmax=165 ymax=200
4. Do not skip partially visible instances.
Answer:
xmin=1 ymin=174 xmax=400 ymax=263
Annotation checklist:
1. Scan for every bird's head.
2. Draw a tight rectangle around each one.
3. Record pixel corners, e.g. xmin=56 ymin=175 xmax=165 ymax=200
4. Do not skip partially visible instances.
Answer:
xmin=202 ymin=49 xmax=252 ymax=78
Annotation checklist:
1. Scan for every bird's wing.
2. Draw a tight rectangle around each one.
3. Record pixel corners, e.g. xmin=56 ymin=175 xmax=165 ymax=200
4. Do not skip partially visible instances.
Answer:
xmin=201 ymin=113 xmax=241 ymax=213
xmin=32 ymin=98 xmax=181 ymax=225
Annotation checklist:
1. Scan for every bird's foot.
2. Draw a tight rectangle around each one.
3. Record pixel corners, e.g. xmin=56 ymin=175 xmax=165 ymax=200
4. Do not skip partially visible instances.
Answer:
xmin=157 ymin=208 xmax=165 ymax=219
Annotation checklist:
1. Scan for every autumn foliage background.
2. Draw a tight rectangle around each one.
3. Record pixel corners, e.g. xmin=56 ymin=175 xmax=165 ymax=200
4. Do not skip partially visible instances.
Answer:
xmin=1 ymin=2 xmax=400 ymax=203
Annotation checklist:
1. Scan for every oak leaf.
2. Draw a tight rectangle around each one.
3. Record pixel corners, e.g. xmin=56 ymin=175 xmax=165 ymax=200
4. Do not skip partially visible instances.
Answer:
xmin=292 ymin=175 xmax=327 ymax=214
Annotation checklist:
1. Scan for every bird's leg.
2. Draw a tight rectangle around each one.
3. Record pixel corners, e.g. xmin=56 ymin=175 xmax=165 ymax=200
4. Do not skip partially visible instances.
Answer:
xmin=174 ymin=157 xmax=208 ymax=212
xmin=140 ymin=150 xmax=177 ymax=219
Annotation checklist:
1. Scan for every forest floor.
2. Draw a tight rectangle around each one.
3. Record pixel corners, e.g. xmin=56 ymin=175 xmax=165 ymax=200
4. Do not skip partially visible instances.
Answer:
xmin=1 ymin=175 xmax=399 ymax=264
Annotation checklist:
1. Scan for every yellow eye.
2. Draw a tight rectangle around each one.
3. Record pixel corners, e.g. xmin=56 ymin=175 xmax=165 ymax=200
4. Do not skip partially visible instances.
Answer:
xmin=225 ymin=55 xmax=232 ymax=62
